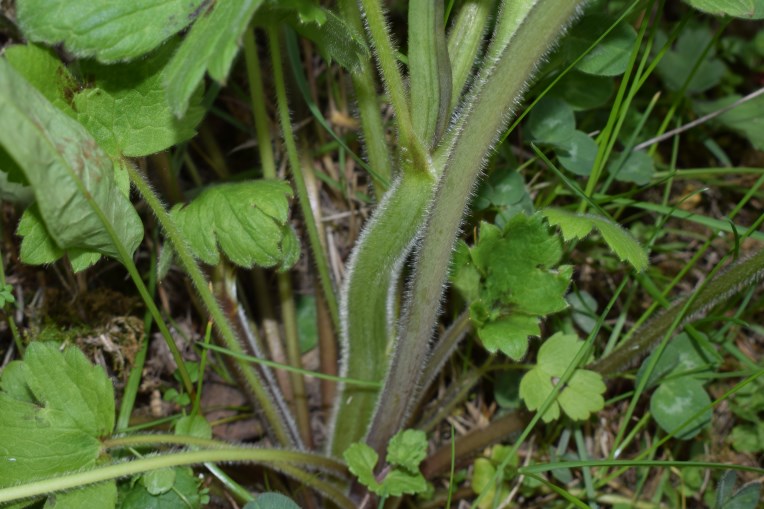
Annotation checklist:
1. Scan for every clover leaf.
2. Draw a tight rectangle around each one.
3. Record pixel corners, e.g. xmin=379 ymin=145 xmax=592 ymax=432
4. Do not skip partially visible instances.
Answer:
xmin=519 ymin=332 xmax=605 ymax=422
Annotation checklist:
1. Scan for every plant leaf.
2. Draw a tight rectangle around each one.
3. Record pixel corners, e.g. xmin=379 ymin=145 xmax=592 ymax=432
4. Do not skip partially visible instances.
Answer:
xmin=650 ymin=377 xmax=712 ymax=440
xmin=0 ymin=59 xmax=144 ymax=263
xmin=0 ymin=343 xmax=114 ymax=487
xmin=343 ymin=443 xmax=382 ymax=493
xmin=543 ymin=208 xmax=648 ymax=272
xmin=75 ymin=41 xmax=205 ymax=157
xmin=684 ymin=0 xmax=764 ymax=19
xmin=519 ymin=332 xmax=605 ymax=422
xmin=561 ymin=14 xmax=637 ymax=76
xmin=655 ymin=26 xmax=727 ymax=93
xmin=478 ymin=314 xmax=540 ymax=359
xmin=245 ymin=493 xmax=302 ymax=509
xmin=170 ymin=180 xmax=300 ymax=270
xmin=164 ymin=0 xmax=265 ymax=117
xmin=16 ymin=0 xmax=209 ymax=62
xmin=386 ymin=429 xmax=427 ymax=473
xmin=526 ymin=97 xmax=576 ymax=145
xmin=4 ymin=43 xmax=77 ymax=117
xmin=694 ymin=94 xmax=764 ymax=150
xmin=120 ymin=467 xmax=206 ymax=509
xmin=44 ymin=481 xmax=117 ymax=509
xmin=555 ymin=129 xmax=599 ymax=176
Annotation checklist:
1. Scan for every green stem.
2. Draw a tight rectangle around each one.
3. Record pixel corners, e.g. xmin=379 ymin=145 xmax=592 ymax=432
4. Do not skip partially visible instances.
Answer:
xmin=408 ymin=0 xmax=451 ymax=146
xmin=590 ymin=246 xmax=764 ymax=375
xmin=329 ymin=169 xmax=436 ymax=457
xmin=358 ymin=0 xmax=428 ymax=172
xmin=337 ymin=0 xmax=392 ymax=192
xmin=0 ymin=448 xmax=352 ymax=508
xmin=246 ymin=27 xmax=312 ymax=446
xmin=116 ymin=247 xmax=157 ymax=431
xmin=268 ymin=27 xmax=340 ymax=331
xmin=127 ymin=166 xmax=298 ymax=447
xmin=365 ymin=0 xmax=584 ymax=455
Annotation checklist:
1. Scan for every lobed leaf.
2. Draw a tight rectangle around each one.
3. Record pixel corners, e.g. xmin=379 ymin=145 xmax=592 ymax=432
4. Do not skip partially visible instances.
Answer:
xmin=245 ymin=493 xmax=301 ymax=509
xmin=0 ymin=343 xmax=114 ymax=487
xmin=519 ymin=332 xmax=605 ymax=422
xmin=16 ymin=0 xmax=209 ymax=62
xmin=170 ymin=180 xmax=300 ymax=270
xmin=386 ymin=429 xmax=427 ymax=473
xmin=543 ymin=208 xmax=648 ymax=272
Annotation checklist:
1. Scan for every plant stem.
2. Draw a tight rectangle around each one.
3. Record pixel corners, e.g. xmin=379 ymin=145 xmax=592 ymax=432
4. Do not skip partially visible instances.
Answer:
xmin=127 ymin=166 xmax=298 ymax=447
xmin=358 ymin=0 xmax=428 ymax=172
xmin=246 ymin=27 xmax=312 ymax=446
xmin=0 ymin=448 xmax=351 ymax=508
xmin=590 ymin=246 xmax=764 ymax=375
xmin=366 ymin=0 xmax=584 ymax=455
xmin=337 ymin=0 xmax=392 ymax=193
xmin=268 ymin=26 xmax=340 ymax=330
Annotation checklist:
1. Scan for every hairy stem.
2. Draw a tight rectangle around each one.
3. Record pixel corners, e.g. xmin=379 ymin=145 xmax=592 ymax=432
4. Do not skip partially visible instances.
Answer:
xmin=366 ymin=0 xmax=584 ymax=454
xmin=337 ymin=0 xmax=392 ymax=193
xmin=590 ymin=246 xmax=764 ymax=375
xmin=128 ymin=166 xmax=299 ymax=447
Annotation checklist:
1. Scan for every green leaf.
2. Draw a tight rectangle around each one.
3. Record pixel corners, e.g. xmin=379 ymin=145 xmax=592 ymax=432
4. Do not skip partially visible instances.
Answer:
xmin=650 ymin=377 xmax=712 ymax=439
xmin=258 ymin=3 xmax=369 ymax=73
xmin=170 ymin=180 xmax=300 ymax=270
xmin=607 ymin=150 xmax=654 ymax=185
xmin=164 ymin=0 xmax=265 ymax=117
xmin=245 ymin=493 xmax=301 ymax=509
xmin=474 ymin=168 xmax=532 ymax=211
xmin=472 ymin=214 xmax=570 ymax=314
xmin=4 ymin=43 xmax=77 ymax=116
xmin=387 ymin=429 xmax=427 ymax=473
xmin=542 ymin=208 xmax=648 ymax=271
xmin=561 ymin=14 xmax=637 ymax=76
xmin=526 ymin=97 xmax=576 ymax=145
xmin=175 ymin=414 xmax=212 ymax=439
xmin=555 ymin=130 xmax=598 ymax=176
xmin=44 ymin=481 xmax=116 ymax=509
xmin=567 ymin=290 xmax=598 ymax=335
xmin=716 ymin=471 xmax=739 ymax=508
xmin=120 ymin=467 xmax=206 ymax=509
xmin=0 ymin=343 xmax=114 ymax=487
xmin=16 ymin=0 xmax=208 ymax=62
xmin=684 ymin=0 xmax=764 ymax=19
xmin=344 ymin=443 xmax=382 ymax=493
xmin=655 ymin=26 xmax=727 ymax=93
xmin=550 ymin=71 xmax=614 ymax=111
xmin=519 ymin=332 xmax=605 ymax=422
xmin=730 ymin=423 xmax=764 ymax=453
xmin=344 ymin=431 xmax=429 ymax=498
xmin=722 ymin=482 xmax=763 ymax=509
xmin=694 ymin=94 xmax=764 ymax=150
xmin=0 ymin=60 xmax=144 ymax=263
xmin=478 ymin=314 xmax=540 ymax=359
xmin=379 ymin=469 xmax=428 ymax=498
xmin=74 ymin=41 xmax=205 ymax=157
xmin=636 ymin=332 xmax=720 ymax=388
xmin=296 ymin=296 xmax=318 ymax=353
xmin=17 ymin=206 xmax=102 ymax=272
xmin=143 ymin=469 xmax=176 ymax=496
xmin=458 ymin=214 xmax=572 ymax=359
xmin=471 ymin=458 xmax=510 ymax=509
